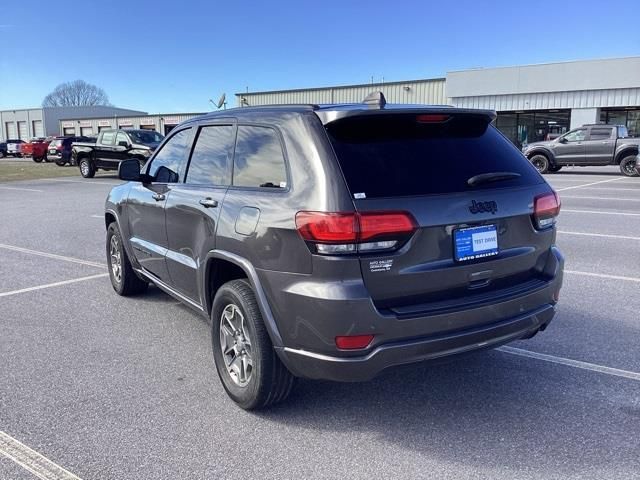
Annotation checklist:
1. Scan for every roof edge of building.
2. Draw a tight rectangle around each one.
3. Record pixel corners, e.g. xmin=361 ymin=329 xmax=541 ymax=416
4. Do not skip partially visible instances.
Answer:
xmin=235 ymin=77 xmax=446 ymax=97
xmin=446 ymin=55 xmax=640 ymax=74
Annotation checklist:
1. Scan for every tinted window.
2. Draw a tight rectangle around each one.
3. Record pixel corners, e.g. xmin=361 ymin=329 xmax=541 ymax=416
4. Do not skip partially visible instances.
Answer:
xmin=233 ymin=126 xmax=287 ymax=188
xmin=590 ymin=128 xmax=612 ymax=140
xmin=128 ymin=130 xmax=164 ymax=144
xmin=326 ymin=114 xmax=542 ymax=198
xmin=563 ymin=129 xmax=586 ymax=142
xmin=186 ymin=125 xmax=234 ymax=186
xmin=148 ymin=128 xmax=192 ymax=183
xmin=101 ymin=132 xmax=115 ymax=145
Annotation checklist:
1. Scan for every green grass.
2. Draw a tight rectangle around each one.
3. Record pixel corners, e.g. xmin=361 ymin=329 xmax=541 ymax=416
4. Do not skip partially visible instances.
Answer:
xmin=0 ymin=160 xmax=83 ymax=182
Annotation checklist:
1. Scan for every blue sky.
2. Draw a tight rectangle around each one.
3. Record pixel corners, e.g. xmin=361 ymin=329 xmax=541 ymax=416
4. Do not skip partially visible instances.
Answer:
xmin=1 ymin=0 xmax=638 ymax=113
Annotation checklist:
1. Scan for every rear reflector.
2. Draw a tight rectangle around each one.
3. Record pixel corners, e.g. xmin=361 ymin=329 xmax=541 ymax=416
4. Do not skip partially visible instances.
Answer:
xmin=533 ymin=192 xmax=561 ymax=229
xmin=296 ymin=211 xmax=417 ymax=254
xmin=335 ymin=334 xmax=374 ymax=350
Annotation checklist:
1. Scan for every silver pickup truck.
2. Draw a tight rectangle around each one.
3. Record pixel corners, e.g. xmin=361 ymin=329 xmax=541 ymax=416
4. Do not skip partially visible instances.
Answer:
xmin=523 ymin=124 xmax=639 ymax=176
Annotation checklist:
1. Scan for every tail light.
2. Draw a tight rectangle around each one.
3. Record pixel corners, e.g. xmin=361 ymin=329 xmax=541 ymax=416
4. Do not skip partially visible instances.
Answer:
xmin=295 ymin=211 xmax=417 ymax=255
xmin=533 ymin=192 xmax=561 ymax=229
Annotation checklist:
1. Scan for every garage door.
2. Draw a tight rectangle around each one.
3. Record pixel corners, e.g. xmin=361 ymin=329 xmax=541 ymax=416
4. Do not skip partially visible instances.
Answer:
xmin=32 ymin=120 xmax=44 ymax=137
xmin=17 ymin=121 xmax=27 ymax=140
xmin=63 ymin=127 xmax=76 ymax=136
xmin=5 ymin=122 xmax=16 ymax=139
xmin=80 ymin=126 xmax=93 ymax=136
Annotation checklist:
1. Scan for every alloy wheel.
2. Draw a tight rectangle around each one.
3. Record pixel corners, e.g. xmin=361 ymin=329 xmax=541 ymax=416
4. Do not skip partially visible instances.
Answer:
xmin=109 ymin=235 xmax=122 ymax=283
xmin=219 ymin=304 xmax=253 ymax=387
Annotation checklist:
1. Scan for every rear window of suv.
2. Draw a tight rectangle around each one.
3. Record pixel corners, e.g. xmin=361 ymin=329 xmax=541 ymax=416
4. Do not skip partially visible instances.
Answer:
xmin=326 ymin=113 xmax=543 ymax=198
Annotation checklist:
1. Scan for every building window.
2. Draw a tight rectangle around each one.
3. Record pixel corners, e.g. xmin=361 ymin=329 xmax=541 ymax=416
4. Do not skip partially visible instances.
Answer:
xmin=600 ymin=109 xmax=640 ymax=137
xmin=495 ymin=110 xmax=570 ymax=148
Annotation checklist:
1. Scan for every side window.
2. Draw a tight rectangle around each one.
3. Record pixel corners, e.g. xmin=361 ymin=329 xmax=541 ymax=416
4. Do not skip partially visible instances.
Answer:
xmin=185 ymin=125 xmax=234 ymax=186
xmin=101 ymin=131 xmax=115 ymax=145
xmin=116 ymin=131 xmax=129 ymax=146
xmin=233 ymin=125 xmax=287 ymax=189
xmin=589 ymin=128 xmax=612 ymax=140
xmin=563 ymin=129 xmax=586 ymax=142
xmin=147 ymin=128 xmax=192 ymax=183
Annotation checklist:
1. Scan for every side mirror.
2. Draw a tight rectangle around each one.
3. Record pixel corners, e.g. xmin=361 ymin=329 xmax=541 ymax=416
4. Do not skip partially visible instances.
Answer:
xmin=118 ymin=158 xmax=141 ymax=181
xmin=118 ymin=140 xmax=130 ymax=148
xmin=558 ymin=137 xmax=568 ymax=144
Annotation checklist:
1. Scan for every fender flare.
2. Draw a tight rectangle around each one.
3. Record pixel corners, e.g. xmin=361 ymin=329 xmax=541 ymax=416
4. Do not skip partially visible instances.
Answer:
xmin=526 ymin=147 xmax=556 ymax=163
xmin=202 ymin=250 xmax=284 ymax=347
xmin=614 ymin=147 xmax=639 ymax=164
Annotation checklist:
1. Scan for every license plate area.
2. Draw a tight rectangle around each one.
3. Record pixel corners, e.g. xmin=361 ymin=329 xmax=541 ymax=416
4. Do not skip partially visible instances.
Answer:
xmin=454 ymin=225 xmax=499 ymax=262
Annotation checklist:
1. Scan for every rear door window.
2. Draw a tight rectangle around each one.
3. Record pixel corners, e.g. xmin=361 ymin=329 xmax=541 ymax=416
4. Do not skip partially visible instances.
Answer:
xmin=186 ymin=125 xmax=234 ymax=186
xmin=589 ymin=128 xmax=612 ymax=140
xmin=101 ymin=131 xmax=115 ymax=146
xmin=325 ymin=114 xmax=542 ymax=198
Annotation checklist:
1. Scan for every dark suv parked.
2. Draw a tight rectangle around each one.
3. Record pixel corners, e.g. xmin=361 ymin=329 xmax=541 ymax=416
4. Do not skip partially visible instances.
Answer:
xmin=105 ymin=94 xmax=564 ymax=409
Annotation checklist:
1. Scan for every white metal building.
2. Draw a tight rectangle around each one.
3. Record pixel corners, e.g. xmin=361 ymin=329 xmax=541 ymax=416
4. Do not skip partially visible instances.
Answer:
xmin=57 ymin=112 xmax=206 ymax=137
xmin=0 ymin=106 xmax=147 ymax=142
xmin=235 ymin=57 xmax=640 ymax=147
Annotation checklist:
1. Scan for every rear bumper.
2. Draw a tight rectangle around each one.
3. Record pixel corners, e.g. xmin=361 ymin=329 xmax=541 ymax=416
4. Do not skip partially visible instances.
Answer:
xmin=277 ymin=303 xmax=555 ymax=381
xmin=266 ymin=247 xmax=564 ymax=382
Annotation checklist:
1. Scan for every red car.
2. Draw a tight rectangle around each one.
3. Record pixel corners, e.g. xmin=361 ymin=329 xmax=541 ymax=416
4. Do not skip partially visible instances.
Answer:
xmin=23 ymin=138 xmax=50 ymax=162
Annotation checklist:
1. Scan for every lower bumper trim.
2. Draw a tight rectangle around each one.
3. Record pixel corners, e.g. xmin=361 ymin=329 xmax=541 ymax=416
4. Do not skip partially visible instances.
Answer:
xmin=277 ymin=304 xmax=556 ymax=382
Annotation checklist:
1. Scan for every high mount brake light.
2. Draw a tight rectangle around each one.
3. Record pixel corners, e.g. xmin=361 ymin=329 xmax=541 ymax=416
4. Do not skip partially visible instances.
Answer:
xmin=533 ymin=192 xmax=561 ymax=229
xmin=416 ymin=114 xmax=450 ymax=123
xmin=295 ymin=211 xmax=417 ymax=255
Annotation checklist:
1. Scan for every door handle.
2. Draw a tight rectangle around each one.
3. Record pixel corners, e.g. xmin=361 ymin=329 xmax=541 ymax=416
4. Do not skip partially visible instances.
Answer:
xmin=199 ymin=198 xmax=218 ymax=208
xmin=152 ymin=193 xmax=166 ymax=201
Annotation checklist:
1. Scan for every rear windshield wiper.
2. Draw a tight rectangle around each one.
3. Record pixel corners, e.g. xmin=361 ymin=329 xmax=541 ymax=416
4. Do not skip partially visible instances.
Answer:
xmin=467 ymin=171 xmax=521 ymax=187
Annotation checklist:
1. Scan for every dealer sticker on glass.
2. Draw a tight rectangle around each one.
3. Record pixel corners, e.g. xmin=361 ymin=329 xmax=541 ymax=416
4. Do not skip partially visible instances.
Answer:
xmin=453 ymin=225 xmax=499 ymax=262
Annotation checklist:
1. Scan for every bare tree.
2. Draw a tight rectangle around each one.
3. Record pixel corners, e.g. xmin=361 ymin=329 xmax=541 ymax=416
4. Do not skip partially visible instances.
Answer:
xmin=42 ymin=80 xmax=112 ymax=107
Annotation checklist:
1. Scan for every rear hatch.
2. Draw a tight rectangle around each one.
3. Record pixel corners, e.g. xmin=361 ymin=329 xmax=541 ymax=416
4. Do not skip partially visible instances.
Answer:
xmin=324 ymin=111 xmax=559 ymax=315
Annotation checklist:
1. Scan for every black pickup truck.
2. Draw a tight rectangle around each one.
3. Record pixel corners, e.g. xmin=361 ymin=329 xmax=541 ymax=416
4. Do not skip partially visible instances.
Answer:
xmin=72 ymin=129 xmax=164 ymax=178
xmin=522 ymin=124 xmax=639 ymax=176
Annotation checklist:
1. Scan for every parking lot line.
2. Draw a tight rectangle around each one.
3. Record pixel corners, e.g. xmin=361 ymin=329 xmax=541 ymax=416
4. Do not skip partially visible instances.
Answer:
xmin=0 ymin=273 xmax=108 ymax=298
xmin=0 ymin=244 xmax=106 ymax=269
xmin=555 ymin=177 xmax=624 ymax=192
xmin=565 ymin=270 xmax=640 ymax=283
xmin=580 ymin=187 xmax=640 ymax=192
xmin=561 ymin=209 xmax=640 ymax=216
xmin=0 ymin=430 xmax=82 ymax=480
xmin=560 ymin=195 xmax=640 ymax=202
xmin=0 ymin=186 xmax=44 ymax=193
xmin=42 ymin=178 xmax=119 ymax=186
xmin=498 ymin=346 xmax=640 ymax=382
xmin=558 ymin=230 xmax=640 ymax=241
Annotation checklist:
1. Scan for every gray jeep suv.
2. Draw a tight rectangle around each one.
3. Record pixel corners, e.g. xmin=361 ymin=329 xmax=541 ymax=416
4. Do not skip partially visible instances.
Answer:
xmin=105 ymin=93 xmax=564 ymax=409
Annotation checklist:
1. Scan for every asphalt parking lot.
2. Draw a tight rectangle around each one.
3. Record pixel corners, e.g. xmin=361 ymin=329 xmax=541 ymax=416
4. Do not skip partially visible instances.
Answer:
xmin=1 ymin=166 xmax=639 ymax=480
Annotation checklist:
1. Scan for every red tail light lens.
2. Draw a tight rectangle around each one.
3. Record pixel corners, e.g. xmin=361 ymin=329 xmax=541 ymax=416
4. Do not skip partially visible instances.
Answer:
xmin=335 ymin=334 xmax=374 ymax=350
xmin=295 ymin=211 xmax=417 ymax=255
xmin=295 ymin=212 xmax=357 ymax=243
xmin=534 ymin=192 xmax=561 ymax=229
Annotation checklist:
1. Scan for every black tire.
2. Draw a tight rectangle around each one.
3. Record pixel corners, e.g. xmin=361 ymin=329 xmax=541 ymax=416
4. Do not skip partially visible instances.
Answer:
xmin=106 ymin=222 xmax=148 ymax=296
xmin=548 ymin=165 xmax=562 ymax=173
xmin=211 ymin=279 xmax=295 ymax=410
xmin=530 ymin=154 xmax=550 ymax=174
xmin=619 ymin=155 xmax=639 ymax=177
xmin=55 ymin=159 xmax=66 ymax=167
xmin=0 ymin=150 xmax=5 ymax=158
xmin=79 ymin=157 xmax=96 ymax=178
xmin=32 ymin=156 xmax=43 ymax=163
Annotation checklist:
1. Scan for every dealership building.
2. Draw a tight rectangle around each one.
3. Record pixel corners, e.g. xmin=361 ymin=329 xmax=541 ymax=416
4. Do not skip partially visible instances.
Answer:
xmin=0 ymin=106 xmax=147 ymax=142
xmin=235 ymin=56 xmax=640 ymax=147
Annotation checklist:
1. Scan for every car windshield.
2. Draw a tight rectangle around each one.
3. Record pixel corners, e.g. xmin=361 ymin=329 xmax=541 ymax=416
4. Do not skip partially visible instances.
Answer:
xmin=127 ymin=130 xmax=164 ymax=144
